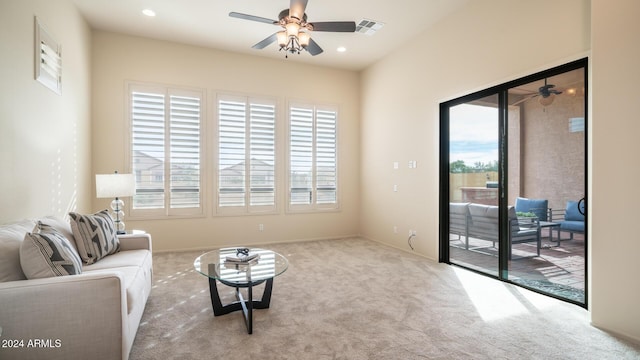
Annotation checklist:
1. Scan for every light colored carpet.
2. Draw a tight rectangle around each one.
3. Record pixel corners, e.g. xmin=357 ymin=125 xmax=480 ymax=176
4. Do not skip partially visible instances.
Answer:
xmin=130 ymin=238 xmax=640 ymax=360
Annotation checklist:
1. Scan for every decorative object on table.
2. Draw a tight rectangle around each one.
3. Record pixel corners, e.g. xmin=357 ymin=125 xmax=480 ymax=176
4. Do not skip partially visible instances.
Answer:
xmin=225 ymin=248 xmax=260 ymax=264
xmin=96 ymin=171 xmax=136 ymax=234
xmin=35 ymin=16 xmax=62 ymax=94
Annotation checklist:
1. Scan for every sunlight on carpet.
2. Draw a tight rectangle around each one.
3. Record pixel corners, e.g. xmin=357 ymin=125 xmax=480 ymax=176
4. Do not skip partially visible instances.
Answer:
xmin=453 ymin=267 xmax=555 ymax=322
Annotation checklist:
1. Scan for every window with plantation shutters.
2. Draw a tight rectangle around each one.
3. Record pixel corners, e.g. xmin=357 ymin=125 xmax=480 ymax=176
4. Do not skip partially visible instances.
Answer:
xmin=128 ymin=83 xmax=204 ymax=217
xmin=217 ymin=95 xmax=276 ymax=214
xmin=288 ymin=104 xmax=338 ymax=210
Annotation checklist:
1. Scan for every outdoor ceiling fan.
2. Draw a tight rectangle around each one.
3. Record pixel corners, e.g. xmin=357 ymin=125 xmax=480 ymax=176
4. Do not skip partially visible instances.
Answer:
xmin=229 ymin=0 xmax=357 ymax=57
xmin=511 ymin=78 xmax=564 ymax=106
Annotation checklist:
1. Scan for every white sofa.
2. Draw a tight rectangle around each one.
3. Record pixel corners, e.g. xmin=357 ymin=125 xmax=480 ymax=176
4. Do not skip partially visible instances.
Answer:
xmin=0 ymin=216 xmax=152 ymax=360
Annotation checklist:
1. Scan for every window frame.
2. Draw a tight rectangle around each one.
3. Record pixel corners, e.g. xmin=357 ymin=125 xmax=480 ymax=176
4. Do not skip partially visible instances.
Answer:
xmin=286 ymin=101 xmax=340 ymax=213
xmin=126 ymin=81 xmax=206 ymax=220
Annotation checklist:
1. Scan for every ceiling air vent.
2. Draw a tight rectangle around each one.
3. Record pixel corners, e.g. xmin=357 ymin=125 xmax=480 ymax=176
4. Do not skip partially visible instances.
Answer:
xmin=356 ymin=19 xmax=384 ymax=35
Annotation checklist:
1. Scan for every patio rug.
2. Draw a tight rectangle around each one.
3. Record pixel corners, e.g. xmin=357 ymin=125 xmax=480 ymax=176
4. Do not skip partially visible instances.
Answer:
xmin=512 ymin=278 xmax=585 ymax=303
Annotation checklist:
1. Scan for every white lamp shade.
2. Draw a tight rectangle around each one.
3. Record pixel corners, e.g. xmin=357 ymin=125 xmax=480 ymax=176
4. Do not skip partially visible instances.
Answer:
xmin=96 ymin=173 xmax=136 ymax=198
xmin=298 ymin=32 xmax=310 ymax=47
xmin=285 ymin=22 xmax=299 ymax=38
xmin=277 ymin=31 xmax=288 ymax=47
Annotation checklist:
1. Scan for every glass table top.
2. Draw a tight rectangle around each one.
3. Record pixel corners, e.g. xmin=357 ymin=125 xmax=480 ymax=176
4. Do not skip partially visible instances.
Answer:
xmin=194 ymin=248 xmax=288 ymax=285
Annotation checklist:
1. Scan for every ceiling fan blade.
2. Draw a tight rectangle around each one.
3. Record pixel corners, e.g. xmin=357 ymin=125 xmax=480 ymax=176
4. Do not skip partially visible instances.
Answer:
xmin=309 ymin=21 xmax=356 ymax=32
xmin=305 ymin=38 xmax=323 ymax=56
xmin=229 ymin=12 xmax=277 ymax=25
xmin=511 ymin=94 xmax=538 ymax=106
xmin=289 ymin=0 xmax=309 ymax=20
xmin=252 ymin=33 xmax=278 ymax=49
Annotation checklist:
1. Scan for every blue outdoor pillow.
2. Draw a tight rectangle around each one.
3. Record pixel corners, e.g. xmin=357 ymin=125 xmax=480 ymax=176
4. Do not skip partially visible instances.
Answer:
xmin=515 ymin=197 xmax=548 ymax=221
xmin=565 ymin=201 xmax=585 ymax=221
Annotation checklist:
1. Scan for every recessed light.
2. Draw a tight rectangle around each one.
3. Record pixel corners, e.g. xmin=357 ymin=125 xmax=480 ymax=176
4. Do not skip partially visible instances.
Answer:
xmin=337 ymin=46 xmax=347 ymax=53
xmin=142 ymin=9 xmax=156 ymax=17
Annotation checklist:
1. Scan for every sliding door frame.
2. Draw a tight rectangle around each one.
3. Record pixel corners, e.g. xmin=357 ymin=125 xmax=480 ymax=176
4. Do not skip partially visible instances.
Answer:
xmin=439 ymin=58 xmax=589 ymax=308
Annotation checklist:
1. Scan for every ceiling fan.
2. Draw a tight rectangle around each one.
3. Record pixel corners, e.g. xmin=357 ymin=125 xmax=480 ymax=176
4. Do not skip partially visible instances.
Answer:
xmin=511 ymin=78 xmax=563 ymax=106
xmin=229 ymin=0 xmax=356 ymax=57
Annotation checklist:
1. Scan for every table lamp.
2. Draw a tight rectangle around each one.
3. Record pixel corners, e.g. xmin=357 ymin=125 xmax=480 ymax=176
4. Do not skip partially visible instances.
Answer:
xmin=96 ymin=171 xmax=136 ymax=234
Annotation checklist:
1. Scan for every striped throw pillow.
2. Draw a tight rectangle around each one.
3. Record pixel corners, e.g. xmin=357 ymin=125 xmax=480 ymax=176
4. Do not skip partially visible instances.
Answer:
xmin=20 ymin=222 xmax=83 ymax=279
xmin=69 ymin=210 xmax=120 ymax=264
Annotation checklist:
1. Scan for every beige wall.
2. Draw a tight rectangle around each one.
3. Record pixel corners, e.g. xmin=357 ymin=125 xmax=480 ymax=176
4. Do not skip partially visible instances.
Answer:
xmin=90 ymin=32 xmax=361 ymax=251
xmin=0 ymin=0 xmax=92 ymax=223
xmin=521 ymin=83 xmax=585 ymax=210
xmin=591 ymin=0 xmax=640 ymax=343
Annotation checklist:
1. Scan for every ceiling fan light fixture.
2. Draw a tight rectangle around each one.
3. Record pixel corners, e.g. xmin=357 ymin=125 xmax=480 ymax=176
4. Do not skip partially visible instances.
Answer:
xmin=230 ymin=0 xmax=356 ymax=58
xmin=539 ymin=94 xmax=555 ymax=106
xmin=285 ymin=22 xmax=300 ymax=38
xmin=277 ymin=31 xmax=288 ymax=47
xmin=298 ymin=32 xmax=310 ymax=47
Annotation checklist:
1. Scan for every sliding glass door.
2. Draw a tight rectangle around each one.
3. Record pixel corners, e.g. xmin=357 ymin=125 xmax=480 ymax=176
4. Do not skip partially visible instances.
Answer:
xmin=446 ymin=94 xmax=500 ymax=277
xmin=439 ymin=59 xmax=588 ymax=307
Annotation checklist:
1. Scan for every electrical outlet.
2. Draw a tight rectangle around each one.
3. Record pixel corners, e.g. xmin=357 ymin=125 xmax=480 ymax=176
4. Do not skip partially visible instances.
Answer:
xmin=393 ymin=226 xmax=398 ymax=234
xmin=393 ymin=184 xmax=398 ymax=192
xmin=409 ymin=229 xmax=417 ymax=236
xmin=258 ymin=224 xmax=264 ymax=231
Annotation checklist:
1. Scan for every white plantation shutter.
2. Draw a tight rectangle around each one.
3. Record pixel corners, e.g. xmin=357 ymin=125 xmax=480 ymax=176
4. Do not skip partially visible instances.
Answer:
xmin=249 ymin=103 xmax=276 ymax=206
xmin=218 ymin=100 xmax=246 ymax=207
xmin=217 ymin=96 xmax=276 ymax=213
xmin=129 ymin=84 xmax=203 ymax=217
xmin=316 ymin=110 xmax=337 ymax=204
xmin=289 ymin=107 xmax=314 ymax=205
xmin=169 ymin=95 xmax=201 ymax=208
xmin=288 ymin=104 xmax=338 ymax=210
xmin=131 ymin=91 xmax=165 ymax=209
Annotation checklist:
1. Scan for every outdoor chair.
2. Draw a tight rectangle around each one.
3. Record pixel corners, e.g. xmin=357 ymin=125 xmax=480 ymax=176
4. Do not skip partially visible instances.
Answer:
xmin=514 ymin=197 xmax=549 ymax=221
xmin=553 ymin=200 xmax=585 ymax=242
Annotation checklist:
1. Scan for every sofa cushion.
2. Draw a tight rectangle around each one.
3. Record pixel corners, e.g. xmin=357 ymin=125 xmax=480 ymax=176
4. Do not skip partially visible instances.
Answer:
xmin=83 ymin=249 xmax=152 ymax=272
xmin=20 ymin=222 xmax=83 ymax=279
xmin=84 ymin=265 xmax=150 ymax=314
xmin=0 ymin=219 xmax=36 ymax=282
xmin=69 ymin=210 xmax=120 ymax=265
xmin=560 ymin=220 xmax=585 ymax=232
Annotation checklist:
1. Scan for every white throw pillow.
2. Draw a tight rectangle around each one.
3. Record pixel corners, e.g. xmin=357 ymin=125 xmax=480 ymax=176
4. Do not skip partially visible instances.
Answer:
xmin=20 ymin=222 xmax=83 ymax=279
xmin=0 ymin=219 xmax=37 ymax=282
xmin=69 ymin=210 xmax=120 ymax=265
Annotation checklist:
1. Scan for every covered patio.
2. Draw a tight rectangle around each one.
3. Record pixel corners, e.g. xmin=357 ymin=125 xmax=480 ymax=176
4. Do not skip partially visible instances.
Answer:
xmin=450 ymin=232 xmax=586 ymax=303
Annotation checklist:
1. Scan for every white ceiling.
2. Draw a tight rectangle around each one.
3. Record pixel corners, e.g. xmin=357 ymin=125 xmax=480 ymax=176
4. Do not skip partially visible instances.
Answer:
xmin=71 ymin=0 xmax=469 ymax=71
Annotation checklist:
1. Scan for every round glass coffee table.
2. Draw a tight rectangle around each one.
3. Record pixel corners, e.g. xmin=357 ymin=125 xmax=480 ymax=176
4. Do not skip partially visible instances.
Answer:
xmin=194 ymin=248 xmax=288 ymax=334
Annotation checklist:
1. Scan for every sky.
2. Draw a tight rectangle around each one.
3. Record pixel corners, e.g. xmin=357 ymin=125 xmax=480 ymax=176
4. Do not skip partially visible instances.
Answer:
xmin=449 ymin=103 xmax=499 ymax=165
